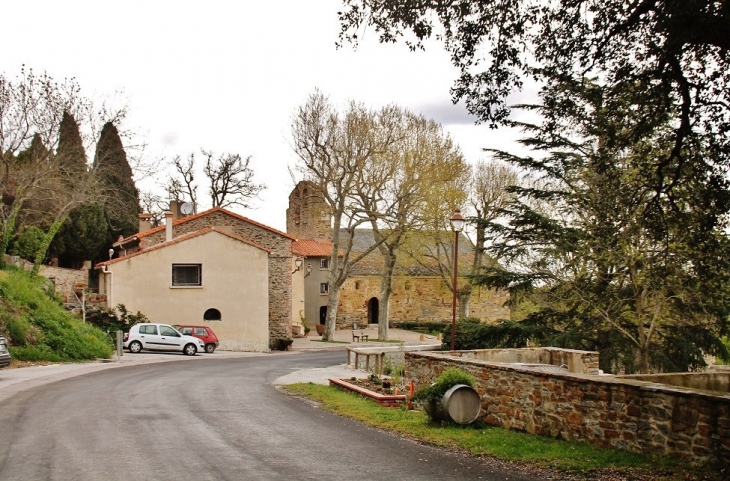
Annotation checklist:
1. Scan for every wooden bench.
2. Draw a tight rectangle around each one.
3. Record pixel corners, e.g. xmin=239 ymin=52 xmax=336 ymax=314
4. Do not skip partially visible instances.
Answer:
xmin=352 ymin=331 xmax=369 ymax=342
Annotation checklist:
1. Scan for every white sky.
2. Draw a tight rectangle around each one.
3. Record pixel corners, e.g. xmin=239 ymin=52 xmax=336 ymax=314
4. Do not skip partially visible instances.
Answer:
xmin=1 ymin=0 xmax=527 ymax=232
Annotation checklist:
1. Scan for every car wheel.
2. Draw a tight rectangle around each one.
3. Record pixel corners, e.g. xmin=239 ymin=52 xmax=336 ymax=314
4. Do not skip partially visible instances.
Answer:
xmin=183 ymin=343 xmax=197 ymax=356
xmin=205 ymin=343 xmax=216 ymax=354
xmin=129 ymin=341 xmax=142 ymax=353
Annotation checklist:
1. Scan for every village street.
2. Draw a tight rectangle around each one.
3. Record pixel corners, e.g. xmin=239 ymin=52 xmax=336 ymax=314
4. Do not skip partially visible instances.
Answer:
xmin=0 ymin=350 xmax=547 ymax=481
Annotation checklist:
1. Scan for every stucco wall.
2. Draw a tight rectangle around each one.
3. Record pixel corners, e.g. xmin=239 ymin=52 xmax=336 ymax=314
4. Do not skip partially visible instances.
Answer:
xmin=101 ymin=231 xmax=270 ymax=351
xmin=138 ymin=210 xmax=293 ymax=345
xmin=406 ymin=352 xmax=730 ymax=467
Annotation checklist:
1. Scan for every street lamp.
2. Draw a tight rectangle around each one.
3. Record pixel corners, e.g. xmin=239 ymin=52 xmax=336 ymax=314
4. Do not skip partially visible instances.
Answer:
xmin=292 ymin=257 xmax=304 ymax=274
xmin=450 ymin=208 xmax=465 ymax=351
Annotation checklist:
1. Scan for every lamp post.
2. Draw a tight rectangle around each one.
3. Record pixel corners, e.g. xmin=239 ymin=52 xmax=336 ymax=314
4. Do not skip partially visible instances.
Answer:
xmin=292 ymin=257 xmax=304 ymax=274
xmin=450 ymin=209 xmax=464 ymax=351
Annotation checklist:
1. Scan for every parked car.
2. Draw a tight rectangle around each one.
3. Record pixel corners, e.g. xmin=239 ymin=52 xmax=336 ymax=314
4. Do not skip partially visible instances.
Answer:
xmin=174 ymin=325 xmax=219 ymax=353
xmin=123 ymin=323 xmax=204 ymax=356
xmin=0 ymin=336 xmax=11 ymax=368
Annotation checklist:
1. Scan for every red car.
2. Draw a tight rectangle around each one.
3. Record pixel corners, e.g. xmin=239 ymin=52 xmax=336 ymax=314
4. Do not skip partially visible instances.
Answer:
xmin=174 ymin=325 xmax=219 ymax=353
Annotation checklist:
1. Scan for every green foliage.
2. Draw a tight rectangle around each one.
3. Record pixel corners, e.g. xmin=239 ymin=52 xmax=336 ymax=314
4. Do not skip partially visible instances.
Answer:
xmin=9 ymin=226 xmax=45 ymax=262
xmin=412 ymin=367 xmax=475 ymax=404
xmin=51 ymin=203 xmax=110 ymax=267
xmin=56 ymin=110 xmax=87 ymax=175
xmin=85 ymin=303 xmax=148 ymax=340
xmin=0 ymin=268 xmax=112 ymax=361
xmin=94 ymin=121 xmax=140 ymax=239
xmin=392 ymin=321 xmax=448 ymax=333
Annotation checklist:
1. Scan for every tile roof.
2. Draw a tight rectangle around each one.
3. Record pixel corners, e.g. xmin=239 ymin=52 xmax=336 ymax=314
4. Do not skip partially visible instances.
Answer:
xmin=97 ymin=227 xmax=270 ymax=268
xmin=292 ymin=239 xmax=333 ymax=257
xmin=114 ymin=207 xmax=294 ymax=247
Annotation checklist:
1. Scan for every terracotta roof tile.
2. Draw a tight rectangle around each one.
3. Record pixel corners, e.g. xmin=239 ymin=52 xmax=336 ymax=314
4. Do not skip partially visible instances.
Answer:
xmin=292 ymin=239 xmax=334 ymax=257
xmin=97 ymin=227 xmax=270 ymax=268
xmin=114 ymin=207 xmax=294 ymax=247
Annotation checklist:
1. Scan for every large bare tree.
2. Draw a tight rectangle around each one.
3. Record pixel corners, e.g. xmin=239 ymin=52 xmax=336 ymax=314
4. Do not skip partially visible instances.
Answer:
xmin=290 ymin=90 xmax=404 ymax=341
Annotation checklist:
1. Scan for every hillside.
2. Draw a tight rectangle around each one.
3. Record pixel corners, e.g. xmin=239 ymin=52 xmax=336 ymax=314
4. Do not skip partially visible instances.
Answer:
xmin=0 ymin=268 xmax=112 ymax=362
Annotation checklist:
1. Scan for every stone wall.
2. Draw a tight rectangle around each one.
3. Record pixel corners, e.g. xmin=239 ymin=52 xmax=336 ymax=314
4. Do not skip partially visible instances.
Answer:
xmin=406 ymin=351 xmax=730 ymax=467
xmin=6 ymin=256 xmax=89 ymax=303
xmin=447 ymin=347 xmax=600 ymax=375
xmin=336 ymin=275 xmax=509 ymax=327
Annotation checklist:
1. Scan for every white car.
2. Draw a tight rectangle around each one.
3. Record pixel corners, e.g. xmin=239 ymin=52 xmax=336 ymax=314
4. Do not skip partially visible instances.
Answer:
xmin=123 ymin=323 xmax=205 ymax=356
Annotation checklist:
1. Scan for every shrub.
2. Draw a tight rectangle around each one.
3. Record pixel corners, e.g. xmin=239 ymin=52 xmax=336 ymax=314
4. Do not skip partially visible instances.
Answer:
xmin=412 ymin=367 xmax=475 ymax=404
xmin=86 ymin=304 xmax=148 ymax=340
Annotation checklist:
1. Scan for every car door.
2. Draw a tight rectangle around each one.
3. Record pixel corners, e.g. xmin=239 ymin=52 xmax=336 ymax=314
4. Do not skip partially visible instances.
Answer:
xmin=137 ymin=324 xmax=163 ymax=350
xmin=193 ymin=327 xmax=211 ymax=344
xmin=158 ymin=325 xmax=185 ymax=350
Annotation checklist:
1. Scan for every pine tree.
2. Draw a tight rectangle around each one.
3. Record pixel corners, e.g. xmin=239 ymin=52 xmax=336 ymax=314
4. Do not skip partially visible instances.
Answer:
xmin=93 ymin=122 xmax=139 ymax=239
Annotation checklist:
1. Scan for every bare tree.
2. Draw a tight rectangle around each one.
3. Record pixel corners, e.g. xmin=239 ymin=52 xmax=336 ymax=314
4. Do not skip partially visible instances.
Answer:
xmin=0 ymin=68 xmax=129 ymax=270
xmin=360 ymin=112 xmax=469 ymax=340
xmin=166 ymin=153 xmax=198 ymax=211
xmin=290 ymin=89 xmax=404 ymax=341
xmin=203 ymin=150 xmax=264 ymax=209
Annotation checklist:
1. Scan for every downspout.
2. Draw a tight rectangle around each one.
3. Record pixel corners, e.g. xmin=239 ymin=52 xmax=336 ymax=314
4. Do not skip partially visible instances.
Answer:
xmin=102 ymin=265 xmax=113 ymax=309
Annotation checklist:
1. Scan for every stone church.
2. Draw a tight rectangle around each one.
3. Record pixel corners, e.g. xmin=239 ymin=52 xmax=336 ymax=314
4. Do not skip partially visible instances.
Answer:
xmin=287 ymin=181 xmax=509 ymax=331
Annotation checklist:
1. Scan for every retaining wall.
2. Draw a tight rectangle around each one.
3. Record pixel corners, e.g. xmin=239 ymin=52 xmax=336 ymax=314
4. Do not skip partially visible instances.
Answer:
xmin=406 ymin=351 xmax=730 ymax=467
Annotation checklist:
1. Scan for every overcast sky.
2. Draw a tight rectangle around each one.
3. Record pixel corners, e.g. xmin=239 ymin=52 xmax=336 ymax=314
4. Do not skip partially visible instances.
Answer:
xmin=1 ymin=0 xmax=527 ymax=232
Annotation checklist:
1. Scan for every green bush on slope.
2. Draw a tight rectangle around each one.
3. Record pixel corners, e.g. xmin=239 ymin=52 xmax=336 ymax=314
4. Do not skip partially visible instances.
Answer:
xmin=0 ymin=268 xmax=112 ymax=361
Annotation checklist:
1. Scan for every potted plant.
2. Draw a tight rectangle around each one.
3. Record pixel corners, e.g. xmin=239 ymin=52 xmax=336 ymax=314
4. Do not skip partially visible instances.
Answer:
xmin=277 ymin=337 xmax=294 ymax=351
xmin=315 ymin=324 xmax=325 ymax=336
xmin=412 ymin=368 xmax=477 ymax=423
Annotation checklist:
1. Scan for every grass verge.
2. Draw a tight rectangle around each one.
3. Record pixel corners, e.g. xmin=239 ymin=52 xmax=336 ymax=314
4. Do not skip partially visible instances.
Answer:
xmin=283 ymin=383 xmax=719 ymax=480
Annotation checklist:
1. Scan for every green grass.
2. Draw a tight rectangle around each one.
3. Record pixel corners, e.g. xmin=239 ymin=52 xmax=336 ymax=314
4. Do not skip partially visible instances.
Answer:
xmin=283 ymin=383 xmax=717 ymax=479
xmin=0 ymin=267 xmax=113 ymax=362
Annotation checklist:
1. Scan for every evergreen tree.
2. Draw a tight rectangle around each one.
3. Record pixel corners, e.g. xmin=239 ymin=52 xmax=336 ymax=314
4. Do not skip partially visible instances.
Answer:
xmin=475 ymin=78 xmax=730 ymax=374
xmin=93 ymin=122 xmax=139 ymax=239
xmin=56 ymin=111 xmax=87 ymax=176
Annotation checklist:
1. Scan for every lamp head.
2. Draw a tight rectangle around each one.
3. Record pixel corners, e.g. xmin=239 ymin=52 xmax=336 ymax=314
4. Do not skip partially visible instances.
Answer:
xmin=450 ymin=209 xmax=465 ymax=232
xmin=108 ymin=248 xmax=114 ymax=260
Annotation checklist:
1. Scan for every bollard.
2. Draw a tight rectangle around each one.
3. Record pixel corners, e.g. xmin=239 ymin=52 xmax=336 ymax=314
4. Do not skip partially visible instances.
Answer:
xmin=116 ymin=330 xmax=123 ymax=357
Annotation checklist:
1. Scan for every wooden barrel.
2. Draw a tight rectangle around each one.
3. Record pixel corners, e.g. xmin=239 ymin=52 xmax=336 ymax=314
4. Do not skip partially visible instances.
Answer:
xmin=442 ymin=384 xmax=481 ymax=424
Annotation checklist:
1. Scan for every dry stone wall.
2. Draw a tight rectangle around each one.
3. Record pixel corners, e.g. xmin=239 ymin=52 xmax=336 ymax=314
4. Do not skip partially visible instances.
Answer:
xmin=406 ymin=351 xmax=730 ymax=467
xmin=336 ymin=275 xmax=509 ymax=327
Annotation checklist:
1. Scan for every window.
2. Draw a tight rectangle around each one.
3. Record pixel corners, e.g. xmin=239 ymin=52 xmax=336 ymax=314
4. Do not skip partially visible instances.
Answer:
xmin=139 ymin=325 xmax=158 ymax=335
xmin=160 ymin=326 xmax=179 ymax=336
xmin=320 ymin=283 xmax=329 ymax=294
xmin=320 ymin=258 xmax=329 ymax=269
xmin=194 ymin=327 xmax=208 ymax=336
xmin=204 ymin=308 xmax=221 ymax=321
xmin=172 ymin=264 xmax=201 ymax=286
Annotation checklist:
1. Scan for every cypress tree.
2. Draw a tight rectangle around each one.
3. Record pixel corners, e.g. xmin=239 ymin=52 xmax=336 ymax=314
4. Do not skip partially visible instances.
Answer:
xmin=93 ymin=122 xmax=139 ymax=239
xmin=56 ymin=111 xmax=87 ymax=176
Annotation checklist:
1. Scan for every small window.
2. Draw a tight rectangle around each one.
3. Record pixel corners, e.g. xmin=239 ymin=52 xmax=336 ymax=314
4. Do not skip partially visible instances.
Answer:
xmin=320 ymin=283 xmax=329 ymax=294
xmin=139 ymin=325 xmax=158 ymax=335
xmin=172 ymin=264 xmax=202 ymax=286
xmin=355 ymin=280 xmax=361 ymax=290
xmin=320 ymin=258 xmax=329 ymax=269
xmin=194 ymin=327 xmax=208 ymax=336
xmin=204 ymin=308 xmax=221 ymax=321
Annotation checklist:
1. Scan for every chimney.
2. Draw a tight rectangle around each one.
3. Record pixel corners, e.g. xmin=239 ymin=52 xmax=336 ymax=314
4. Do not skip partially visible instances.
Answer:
xmin=138 ymin=213 xmax=153 ymax=233
xmin=169 ymin=200 xmax=182 ymax=220
xmin=165 ymin=211 xmax=173 ymax=242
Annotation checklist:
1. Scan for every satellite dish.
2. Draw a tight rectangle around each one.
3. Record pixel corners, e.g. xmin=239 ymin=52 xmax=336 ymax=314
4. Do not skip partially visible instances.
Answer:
xmin=180 ymin=202 xmax=193 ymax=215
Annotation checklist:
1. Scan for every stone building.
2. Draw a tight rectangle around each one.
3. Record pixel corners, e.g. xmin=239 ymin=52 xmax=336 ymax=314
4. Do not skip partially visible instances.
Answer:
xmin=287 ymin=181 xmax=509 ymax=330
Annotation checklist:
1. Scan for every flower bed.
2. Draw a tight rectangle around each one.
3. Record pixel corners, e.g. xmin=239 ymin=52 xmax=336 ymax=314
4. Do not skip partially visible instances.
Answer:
xmin=329 ymin=378 xmax=407 ymax=407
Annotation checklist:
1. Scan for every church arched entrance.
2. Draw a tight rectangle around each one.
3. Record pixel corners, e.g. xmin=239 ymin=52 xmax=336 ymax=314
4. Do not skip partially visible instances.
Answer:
xmin=367 ymin=297 xmax=379 ymax=325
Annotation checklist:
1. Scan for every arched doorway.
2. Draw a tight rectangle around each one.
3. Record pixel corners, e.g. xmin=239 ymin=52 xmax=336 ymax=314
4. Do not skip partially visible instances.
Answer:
xmin=367 ymin=297 xmax=379 ymax=325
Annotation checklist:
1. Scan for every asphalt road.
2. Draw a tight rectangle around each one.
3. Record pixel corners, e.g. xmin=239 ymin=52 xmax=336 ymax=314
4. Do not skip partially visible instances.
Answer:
xmin=0 ymin=351 xmax=544 ymax=480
